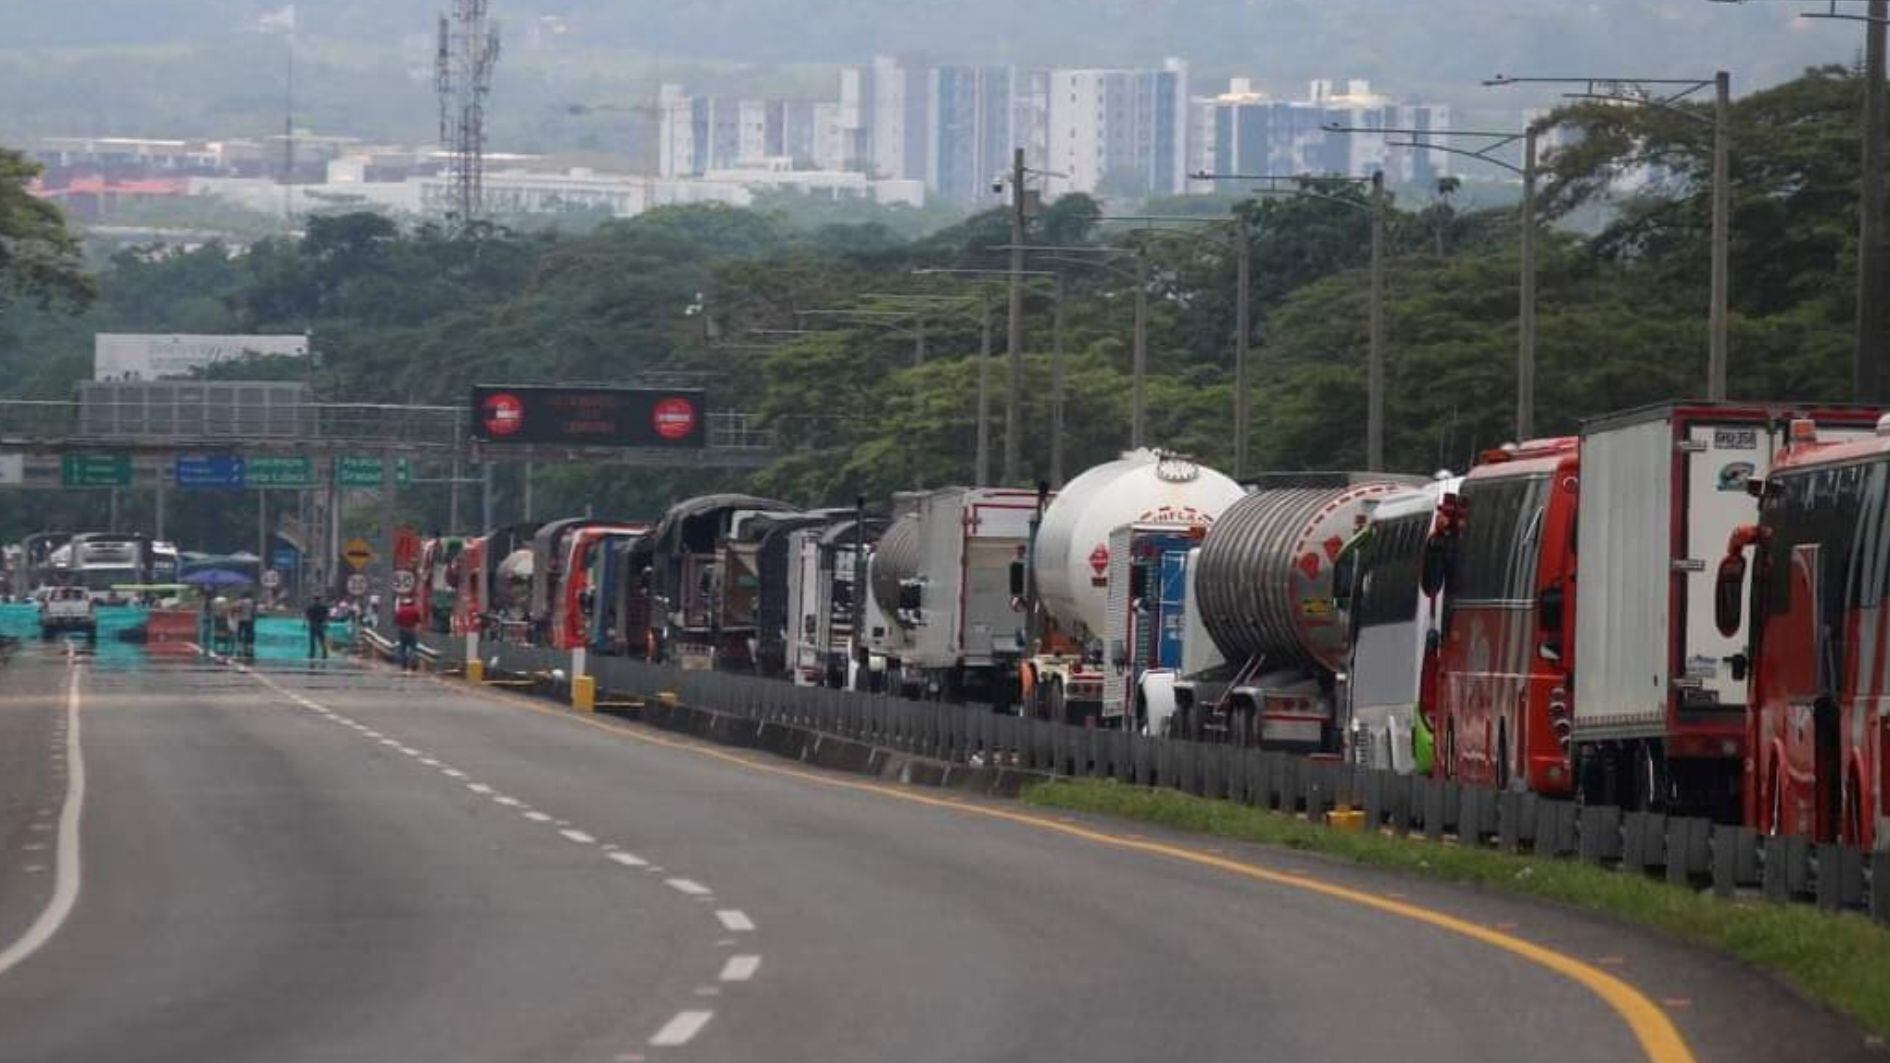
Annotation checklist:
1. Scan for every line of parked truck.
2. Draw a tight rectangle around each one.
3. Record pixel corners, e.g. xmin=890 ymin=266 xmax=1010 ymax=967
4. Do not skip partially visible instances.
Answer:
xmin=423 ymin=400 xmax=1890 ymax=852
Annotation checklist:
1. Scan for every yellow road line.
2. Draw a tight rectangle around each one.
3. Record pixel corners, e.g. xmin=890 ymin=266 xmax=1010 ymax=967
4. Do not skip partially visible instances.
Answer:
xmin=449 ymin=675 xmax=1694 ymax=1063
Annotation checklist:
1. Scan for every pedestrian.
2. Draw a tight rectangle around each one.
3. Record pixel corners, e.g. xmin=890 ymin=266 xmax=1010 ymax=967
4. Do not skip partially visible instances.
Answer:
xmin=212 ymin=595 xmax=233 ymax=655
xmin=394 ymin=595 xmax=422 ymax=671
xmin=304 ymin=594 xmax=332 ymax=660
xmin=236 ymin=593 xmax=258 ymax=657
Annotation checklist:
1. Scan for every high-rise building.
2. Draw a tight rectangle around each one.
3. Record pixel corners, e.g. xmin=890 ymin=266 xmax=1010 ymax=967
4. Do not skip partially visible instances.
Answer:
xmin=1043 ymin=58 xmax=1189 ymax=199
xmin=1202 ymin=78 xmax=1451 ymax=185
xmin=928 ymin=65 xmax=1013 ymax=204
xmin=870 ymin=55 xmax=930 ymax=181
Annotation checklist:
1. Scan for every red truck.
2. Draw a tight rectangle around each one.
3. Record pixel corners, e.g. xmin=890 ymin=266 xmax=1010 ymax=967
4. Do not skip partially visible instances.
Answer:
xmin=1717 ymin=415 xmax=1890 ymax=849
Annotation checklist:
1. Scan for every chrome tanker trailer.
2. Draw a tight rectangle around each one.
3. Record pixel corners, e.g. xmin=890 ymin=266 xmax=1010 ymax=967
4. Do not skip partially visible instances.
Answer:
xmin=1170 ymin=474 xmax=1419 ymax=752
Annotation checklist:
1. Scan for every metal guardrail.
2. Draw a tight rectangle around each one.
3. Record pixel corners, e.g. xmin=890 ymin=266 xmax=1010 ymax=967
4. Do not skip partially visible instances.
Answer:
xmin=460 ymin=637 xmax=1890 ymax=924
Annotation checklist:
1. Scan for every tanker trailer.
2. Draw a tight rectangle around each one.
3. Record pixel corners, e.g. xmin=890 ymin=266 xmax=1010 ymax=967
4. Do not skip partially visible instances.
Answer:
xmin=1172 ymin=474 xmax=1420 ymax=752
xmin=1027 ymin=450 xmax=1244 ymax=724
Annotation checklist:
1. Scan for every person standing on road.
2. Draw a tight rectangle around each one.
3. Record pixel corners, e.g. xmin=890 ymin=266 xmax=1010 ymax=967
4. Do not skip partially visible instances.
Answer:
xmin=394 ymin=596 xmax=422 ymax=671
xmin=236 ymin=593 xmax=258 ymax=658
xmin=304 ymin=595 xmax=331 ymax=660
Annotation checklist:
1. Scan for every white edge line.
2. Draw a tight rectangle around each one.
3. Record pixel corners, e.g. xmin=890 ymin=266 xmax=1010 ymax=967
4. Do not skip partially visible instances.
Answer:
xmin=718 ymin=955 xmax=761 ymax=982
xmin=649 ymin=1010 xmax=714 ymax=1047
xmin=715 ymin=910 xmax=755 ymax=932
xmin=0 ymin=663 xmax=87 ymax=977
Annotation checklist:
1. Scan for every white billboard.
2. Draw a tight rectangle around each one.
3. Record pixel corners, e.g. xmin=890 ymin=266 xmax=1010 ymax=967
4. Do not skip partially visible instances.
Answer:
xmin=94 ymin=333 xmax=310 ymax=382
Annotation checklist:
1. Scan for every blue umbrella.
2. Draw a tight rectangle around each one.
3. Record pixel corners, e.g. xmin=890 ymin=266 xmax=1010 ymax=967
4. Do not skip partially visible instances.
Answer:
xmin=181 ymin=568 xmax=254 ymax=588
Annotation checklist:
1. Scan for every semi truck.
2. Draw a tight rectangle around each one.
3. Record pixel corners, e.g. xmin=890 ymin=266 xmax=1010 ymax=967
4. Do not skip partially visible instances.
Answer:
xmin=1025 ymin=450 xmax=1243 ymax=724
xmin=1338 ymin=475 xmax=1461 ymax=774
xmin=1171 ymin=475 xmax=1418 ymax=751
xmin=1100 ymin=522 xmax=1207 ymax=735
xmin=784 ymin=515 xmax=884 ymax=688
xmin=1715 ymin=414 xmax=1890 ymax=849
xmin=865 ymin=486 xmax=1037 ymax=704
xmin=646 ymin=494 xmax=799 ymax=668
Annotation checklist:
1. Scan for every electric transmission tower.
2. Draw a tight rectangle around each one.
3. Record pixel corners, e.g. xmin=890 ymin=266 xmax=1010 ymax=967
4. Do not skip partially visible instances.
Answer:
xmin=436 ymin=0 xmax=501 ymax=229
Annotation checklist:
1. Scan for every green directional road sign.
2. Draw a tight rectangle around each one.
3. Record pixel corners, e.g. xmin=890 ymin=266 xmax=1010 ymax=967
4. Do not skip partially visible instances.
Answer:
xmin=61 ymin=454 xmax=132 ymax=487
xmin=335 ymin=456 xmax=414 ymax=488
xmin=247 ymin=456 xmax=315 ymax=488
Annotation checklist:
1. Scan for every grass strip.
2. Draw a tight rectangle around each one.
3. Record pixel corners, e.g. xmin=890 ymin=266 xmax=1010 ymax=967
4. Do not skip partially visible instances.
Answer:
xmin=1023 ymin=777 xmax=1890 ymax=1038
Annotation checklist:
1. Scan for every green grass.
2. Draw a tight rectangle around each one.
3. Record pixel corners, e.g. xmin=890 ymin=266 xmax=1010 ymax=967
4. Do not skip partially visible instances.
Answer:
xmin=1023 ymin=778 xmax=1890 ymax=1038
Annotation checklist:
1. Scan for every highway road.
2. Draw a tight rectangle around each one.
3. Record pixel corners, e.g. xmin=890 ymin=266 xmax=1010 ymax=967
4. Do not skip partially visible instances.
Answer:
xmin=0 ymin=639 xmax=1878 ymax=1063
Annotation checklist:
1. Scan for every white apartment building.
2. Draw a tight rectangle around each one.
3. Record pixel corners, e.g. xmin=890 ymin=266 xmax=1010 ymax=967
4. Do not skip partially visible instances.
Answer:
xmin=1043 ymin=58 xmax=1189 ymax=199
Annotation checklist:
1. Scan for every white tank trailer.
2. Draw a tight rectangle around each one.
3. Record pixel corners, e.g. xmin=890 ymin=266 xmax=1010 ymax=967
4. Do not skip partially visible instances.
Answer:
xmin=1026 ymin=450 xmax=1245 ymax=724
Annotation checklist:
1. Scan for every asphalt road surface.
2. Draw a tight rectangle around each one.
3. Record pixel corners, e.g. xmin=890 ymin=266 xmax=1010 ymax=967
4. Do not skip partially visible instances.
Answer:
xmin=0 ymin=639 xmax=1878 ymax=1063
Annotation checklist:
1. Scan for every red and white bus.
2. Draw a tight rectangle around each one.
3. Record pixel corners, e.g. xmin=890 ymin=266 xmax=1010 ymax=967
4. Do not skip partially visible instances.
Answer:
xmin=1717 ymin=416 xmax=1890 ymax=849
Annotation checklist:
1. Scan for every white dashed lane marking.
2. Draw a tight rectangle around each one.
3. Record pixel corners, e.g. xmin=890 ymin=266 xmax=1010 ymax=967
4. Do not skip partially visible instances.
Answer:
xmin=666 ymin=878 xmax=712 ymax=897
xmin=607 ymin=851 xmax=649 ymax=868
xmin=718 ymin=955 xmax=761 ymax=982
xmin=559 ymin=829 xmax=596 ymax=845
xmin=715 ymin=910 xmax=755 ymax=932
xmin=523 ymin=810 xmax=553 ymax=823
xmin=649 ymin=1011 xmax=713 ymax=1047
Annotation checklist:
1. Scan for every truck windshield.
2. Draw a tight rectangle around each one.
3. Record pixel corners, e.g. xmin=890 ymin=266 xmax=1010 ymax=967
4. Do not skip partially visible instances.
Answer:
xmin=1355 ymin=512 xmax=1430 ymax=629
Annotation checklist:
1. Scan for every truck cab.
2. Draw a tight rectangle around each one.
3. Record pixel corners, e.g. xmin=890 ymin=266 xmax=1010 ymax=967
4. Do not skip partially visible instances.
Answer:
xmin=1428 ymin=440 xmax=1579 ymax=794
xmin=39 ymin=585 xmax=97 ymax=639
xmin=1717 ymin=417 xmax=1890 ymax=849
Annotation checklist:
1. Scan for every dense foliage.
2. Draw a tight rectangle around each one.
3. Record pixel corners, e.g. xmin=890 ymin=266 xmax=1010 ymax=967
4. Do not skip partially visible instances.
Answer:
xmin=0 ymin=68 xmax=1878 ymax=540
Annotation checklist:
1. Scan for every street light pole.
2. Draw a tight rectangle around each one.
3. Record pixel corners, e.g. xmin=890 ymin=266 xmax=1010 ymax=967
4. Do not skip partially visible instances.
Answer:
xmin=1368 ymin=170 xmax=1387 ymax=470
xmin=1132 ymin=250 xmax=1148 ymax=450
xmin=1006 ymin=147 xmax=1027 ymax=485
xmin=1234 ymin=210 xmax=1252 ymax=478
xmin=1520 ymin=126 xmax=1539 ymax=440
xmin=1487 ymin=72 xmax=1733 ymax=401
xmin=1052 ymin=272 xmax=1068 ymax=487
xmin=1711 ymin=70 xmax=1732 ymax=399
xmin=976 ymin=291 xmax=993 ymax=487
xmin=1863 ymin=1 xmax=1888 ymax=402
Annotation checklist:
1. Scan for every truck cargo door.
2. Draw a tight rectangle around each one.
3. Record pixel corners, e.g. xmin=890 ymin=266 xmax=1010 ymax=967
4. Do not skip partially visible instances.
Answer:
xmin=1684 ymin=423 xmax=1769 ymax=715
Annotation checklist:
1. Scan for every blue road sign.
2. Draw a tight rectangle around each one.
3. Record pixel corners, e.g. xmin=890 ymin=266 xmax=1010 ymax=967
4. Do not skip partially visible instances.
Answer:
xmin=272 ymin=546 xmax=299 ymax=571
xmin=175 ymin=455 xmax=246 ymax=489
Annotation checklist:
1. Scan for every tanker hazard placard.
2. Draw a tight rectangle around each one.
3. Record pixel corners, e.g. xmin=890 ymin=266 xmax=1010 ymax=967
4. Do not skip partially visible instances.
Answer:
xmin=469 ymin=386 xmax=706 ymax=448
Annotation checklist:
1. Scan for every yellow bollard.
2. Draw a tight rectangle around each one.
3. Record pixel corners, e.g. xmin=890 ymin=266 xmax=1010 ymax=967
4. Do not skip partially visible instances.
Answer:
xmin=1328 ymin=807 xmax=1367 ymax=833
xmin=466 ymin=658 xmax=486 ymax=684
xmin=572 ymin=674 xmax=596 ymax=712
xmin=657 ymin=691 xmax=680 ymax=709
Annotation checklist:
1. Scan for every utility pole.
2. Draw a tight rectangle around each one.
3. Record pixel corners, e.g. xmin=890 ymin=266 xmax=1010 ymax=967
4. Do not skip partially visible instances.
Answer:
xmin=975 ymin=291 xmax=993 ymax=487
xmin=1051 ymin=272 xmax=1068 ymax=487
xmin=1132 ymin=251 xmax=1148 ymax=450
xmin=1005 ymin=147 xmax=1027 ymax=485
xmin=1862 ymin=2 xmax=1888 ymax=402
xmin=1519 ymin=126 xmax=1539 ymax=441
xmin=913 ymin=316 xmax=926 ymax=367
xmin=1368 ymin=171 xmax=1387 ymax=471
xmin=1234 ymin=210 xmax=1252 ymax=479
xmin=1710 ymin=70 xmax=1732 ymax=399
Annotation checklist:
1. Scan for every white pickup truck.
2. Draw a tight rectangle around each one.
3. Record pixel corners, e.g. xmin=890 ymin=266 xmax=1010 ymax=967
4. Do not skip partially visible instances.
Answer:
xmin=39 ymin=586 xmax=97 ymax=639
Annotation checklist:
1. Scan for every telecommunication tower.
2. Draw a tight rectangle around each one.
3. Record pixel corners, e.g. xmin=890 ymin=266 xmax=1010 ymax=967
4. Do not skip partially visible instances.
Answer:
xmin=436 ymin=1 xmax=502 ymax=228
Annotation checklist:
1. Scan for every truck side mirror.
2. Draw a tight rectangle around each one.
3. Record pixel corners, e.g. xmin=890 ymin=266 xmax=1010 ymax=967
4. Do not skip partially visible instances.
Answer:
xmin=1538 ymin=584 xmax=1564 ymax=635
xmin=1009 ymin=558 xmax=1026 ymax=597
xmin=1128 ymin=564 xmax=1147 ymax=600
xmin=1420 ymin=535 xmax=1452 ymax=598
xmin=1714 ymin=553 xmax=1747 ymax=638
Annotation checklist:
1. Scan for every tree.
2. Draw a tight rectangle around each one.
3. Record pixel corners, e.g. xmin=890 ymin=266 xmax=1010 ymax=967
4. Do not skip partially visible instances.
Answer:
xmin=0 ymin=145 xmax=92 ymax=310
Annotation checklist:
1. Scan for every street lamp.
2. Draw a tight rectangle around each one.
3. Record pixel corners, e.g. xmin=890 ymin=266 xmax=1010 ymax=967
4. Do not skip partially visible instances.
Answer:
xmin=912 ymin=268 xmax=1069 ymax=485
xmin=1328 ymin=122 xmax=1540 ymax=440
xmin=1188 ymin=172 xmax=1387 ymax=471
xmin=1487 ymin=72 xmax=1732 ymax=401
xmin=996 ymin=243 xmax=1153 ymax=451
xmin=1708 ymin=0 xmax=1886 ymax=399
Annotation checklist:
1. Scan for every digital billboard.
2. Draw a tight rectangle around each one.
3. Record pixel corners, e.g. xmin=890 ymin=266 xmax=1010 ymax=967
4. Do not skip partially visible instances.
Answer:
xmin=469 ymin=386 xmax=706 ymax=448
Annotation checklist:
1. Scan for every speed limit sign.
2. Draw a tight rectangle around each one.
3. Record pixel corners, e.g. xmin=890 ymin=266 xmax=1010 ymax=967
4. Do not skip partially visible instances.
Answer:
xmin=260 ymin=569 xmax=282 ymax=590
xmin=346 ymin=573 xmax=369 ymax=597
xmin=392 ymin=569 xmax=418 ymax=595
